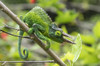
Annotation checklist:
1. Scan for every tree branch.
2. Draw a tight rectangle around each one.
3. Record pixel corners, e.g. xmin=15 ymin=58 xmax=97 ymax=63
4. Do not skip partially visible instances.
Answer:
xmin=0 ymin=1 xmax=66 ymax=66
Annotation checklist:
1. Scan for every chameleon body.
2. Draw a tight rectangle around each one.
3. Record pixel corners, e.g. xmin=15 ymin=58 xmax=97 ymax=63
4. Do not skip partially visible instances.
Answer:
xmin=18 ymin=6 xmax=74 ymax=59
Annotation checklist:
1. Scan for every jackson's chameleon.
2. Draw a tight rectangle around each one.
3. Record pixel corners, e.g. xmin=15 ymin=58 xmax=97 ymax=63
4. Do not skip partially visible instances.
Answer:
xmin=18 ymin=6 xmax=75 ymax=59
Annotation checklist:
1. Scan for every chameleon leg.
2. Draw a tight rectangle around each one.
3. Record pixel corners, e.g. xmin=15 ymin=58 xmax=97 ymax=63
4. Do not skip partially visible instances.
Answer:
xmin=28 ymin=28 xmax=34 ymax=35
xmin=36 ymin=30 xmax=50 ymax=49
xmin=18 ymin=30 xmax=28 ymax=59
xmin=28 ymin=23 xmax=45 ymax=35
xmin=32 ymin=24 xmax=50 ymax=49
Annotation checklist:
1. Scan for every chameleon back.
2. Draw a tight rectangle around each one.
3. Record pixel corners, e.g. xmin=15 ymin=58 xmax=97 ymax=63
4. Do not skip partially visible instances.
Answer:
xmin=23 ymin=6 xmax=52 ymax=28
xmin=31 ymin=6 xmax=52 ymax=25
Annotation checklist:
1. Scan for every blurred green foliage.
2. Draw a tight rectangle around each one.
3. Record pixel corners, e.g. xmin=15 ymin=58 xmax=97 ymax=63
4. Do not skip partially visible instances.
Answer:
xmin=55 ymin=10 xmax=79 ymax=24
xmin=2 ymin=0 xmax=28 ymax=4
xmin=93 ymin=21 xmax=100 ymax=38
xmin=51 ymin=34 xmax=82 ymax=66
xmin=80 ymin=34 xmax=96 ymax=44
xmin=37 ymin=0 xmax=65 ymax=10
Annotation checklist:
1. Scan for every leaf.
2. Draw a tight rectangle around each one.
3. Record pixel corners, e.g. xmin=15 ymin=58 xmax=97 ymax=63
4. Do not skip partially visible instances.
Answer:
xmin=53 ymin=34 xmax=82 ymax=66
xmin=71 ymin=34 xmax=82 ymax=62
xmin=82 ymin=45 xmax=95 ymax=53
xmin=79 ymin=45 xmax=99 ymax=64
xmin=51 ymin=41 xmax=60 ymax=52
xmin=61 ymin=25 xmax=68 ymax=33
xmin=97 ymin=43 xmax=100 ymax=52
xmin=62 ymin=34 xmax=82 ymax=63
xmin=83 ymin=54 xmax=99 ymax=64
xmin=55 ymin=10 xmax=78 ymax=24
xmin=80 ymin=34 xmax=95 ymax=44
xmin=93 ymin=21 xmax=100 ymax=38
xmin=62 ymin=52 xmax=74 ymax=61
xmin=38 ymin=0 xmax=65 ymax=9
xmin=16 ymin=63 xmax=23 ymax=66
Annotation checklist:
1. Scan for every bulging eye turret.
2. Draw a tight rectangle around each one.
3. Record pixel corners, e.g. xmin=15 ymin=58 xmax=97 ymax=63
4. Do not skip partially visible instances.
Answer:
xmin=55 ymin=31 xmax=62 ymax=37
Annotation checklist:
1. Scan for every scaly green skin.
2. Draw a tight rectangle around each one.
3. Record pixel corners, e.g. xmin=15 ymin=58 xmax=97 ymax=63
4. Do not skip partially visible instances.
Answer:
xmin=18 ymin=6 xmax=65 ymax=59
xmin=18 ymin=30 xmax=28 ymax=59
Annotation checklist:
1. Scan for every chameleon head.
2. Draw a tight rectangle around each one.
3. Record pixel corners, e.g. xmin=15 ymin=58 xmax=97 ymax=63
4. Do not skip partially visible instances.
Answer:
xmin=49 ymin=28 xmax=64 ymax=43
xmin=49 ymin=23 xmax=75 ymax=44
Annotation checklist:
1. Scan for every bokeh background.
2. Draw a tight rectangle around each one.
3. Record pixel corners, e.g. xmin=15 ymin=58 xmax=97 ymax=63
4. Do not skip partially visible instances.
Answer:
xmin=0 ymin=0 xmax=100 ymax=66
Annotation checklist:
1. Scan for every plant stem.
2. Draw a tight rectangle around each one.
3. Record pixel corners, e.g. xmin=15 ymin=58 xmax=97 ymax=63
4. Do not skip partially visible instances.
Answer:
xmin=0 ymin=1 xmax=66 ymax=66
xmin=0 ymin=60 xmax=54 ymax=63
xmin=0 ymin=60 xmax=54 ymax=66
xmin=0 ymin=29 xmax=30 ymax=38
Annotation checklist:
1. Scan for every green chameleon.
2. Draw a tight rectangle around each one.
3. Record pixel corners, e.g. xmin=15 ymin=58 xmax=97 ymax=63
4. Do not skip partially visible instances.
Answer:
xmin=18 ymin=6 xmax=75 ymax=59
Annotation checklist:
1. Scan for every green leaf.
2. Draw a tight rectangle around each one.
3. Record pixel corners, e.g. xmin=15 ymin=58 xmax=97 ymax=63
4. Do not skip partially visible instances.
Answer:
xmin=62 ymin=52 xmax=74 ymax=61
xmin=61 ymin=25 xmax=68 ymax=33
xmin=53 ymin=34 xmax=82 ymax=66
xmin=51 ymin=41 xmax=60 ymax=52
xmin=72 ymin=34 xmax=82 ymax=62
xmin=38 ymin=0 xmax=65 ymax=9
xmin=80 ymin=34 xmax=95 ymax=44
xmin=55 ymin=10 xmax=78 ymax=24
xmin=93 ymin=21 xmax=100 ymax=38
xmin=83 ymin=54 xmax=99 ymax=64
xmin=63 ymin=34 xmax=82 ymax=63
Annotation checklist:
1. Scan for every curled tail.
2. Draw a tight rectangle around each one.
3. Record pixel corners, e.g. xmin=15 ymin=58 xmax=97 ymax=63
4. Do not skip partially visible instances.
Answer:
xmin=18 ymin=30 xmax=28 ymax=59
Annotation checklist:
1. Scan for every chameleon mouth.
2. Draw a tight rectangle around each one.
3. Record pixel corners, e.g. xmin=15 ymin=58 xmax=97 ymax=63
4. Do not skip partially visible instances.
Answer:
xmin=62 ymin=32 xmax=75 ymax=44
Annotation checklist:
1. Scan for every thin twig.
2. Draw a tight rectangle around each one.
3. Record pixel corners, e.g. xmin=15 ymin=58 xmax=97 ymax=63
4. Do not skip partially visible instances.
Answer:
xmin=4 ymin=24 xmax=20 ymax=31
xmin=0 ymin=24 xmax=29 ymax=38
xmin=0 ymin=1 xmax=66 ymax=66
xmin=0 ymin=60 xmax=55 ymax=63
xmin=2 ymin=61 xmax=7 ymax=66
xmin=0 ymin=29 xmax=30 ymax=39
xmin=1 ymin=60 xmax=55 ymax=66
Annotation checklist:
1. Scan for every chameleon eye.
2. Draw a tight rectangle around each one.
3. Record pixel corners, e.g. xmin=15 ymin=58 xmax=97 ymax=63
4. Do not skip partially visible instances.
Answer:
xmin=55 ymin=31 xmax=61 ymax=37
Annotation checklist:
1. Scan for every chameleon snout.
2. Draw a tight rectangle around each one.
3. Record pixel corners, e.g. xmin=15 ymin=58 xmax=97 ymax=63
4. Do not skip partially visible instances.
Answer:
xmin=63 ymin=37 xmax=75 ymax=44
xmin=62 ymin=32 xmax=75 ymax=44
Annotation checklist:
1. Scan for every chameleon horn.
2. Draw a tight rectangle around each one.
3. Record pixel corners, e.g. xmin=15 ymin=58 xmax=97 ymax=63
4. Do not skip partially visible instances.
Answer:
xmin=63 ymin=37 xmax=75 ymax=44
xmin=62 ymin=32 xmax=73 ymax=39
